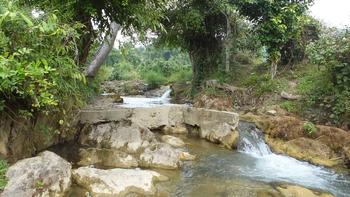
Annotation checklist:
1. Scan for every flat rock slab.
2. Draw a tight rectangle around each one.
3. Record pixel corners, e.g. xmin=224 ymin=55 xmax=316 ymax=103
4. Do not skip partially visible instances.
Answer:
xmin=2 ymin=151 xmax=71 ymax=197
xmin=72 ymin=167 xmax=167 ymax=196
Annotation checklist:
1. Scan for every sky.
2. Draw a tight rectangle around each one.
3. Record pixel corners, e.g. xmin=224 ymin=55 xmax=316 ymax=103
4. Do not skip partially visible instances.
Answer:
xmin=310 ymin=0 xmax=350 ymax=27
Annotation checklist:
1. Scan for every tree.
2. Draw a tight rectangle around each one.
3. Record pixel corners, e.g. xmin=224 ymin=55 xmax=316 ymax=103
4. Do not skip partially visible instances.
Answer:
xmin=158 ymin=0 xmax=233 ymax=94
xmin=158 ymin=0 xmax=313 ymax=94
xmin=27 ymin=0 xmax=167 ymax=77
xmin=235 ymin=0 xmax=313 ymax=79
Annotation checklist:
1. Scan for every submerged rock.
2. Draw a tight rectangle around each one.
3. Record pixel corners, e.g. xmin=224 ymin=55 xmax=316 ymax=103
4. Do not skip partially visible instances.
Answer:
xmin=161 ymin=135 xmax=185 ymax=147
xmin=72 ymin=167 xmax=167 ymax=196
xmin=2 ymin=151 xmax=71 ymax=197
xmin=179 ymin=152 xmax=196 ymax=161
xmin=78 ymin=148 xmax=138 ymax=168
xmin=139 ymin=143 xmax=182 ymax=169
xmin=276 ymin=184 xmax=334 ymax=197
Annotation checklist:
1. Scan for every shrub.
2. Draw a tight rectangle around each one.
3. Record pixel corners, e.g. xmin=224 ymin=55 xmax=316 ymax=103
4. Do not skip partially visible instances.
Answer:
xmin=280 ymin=101 xmax=298 ymax=113
xmin=141 ymin=70 xmax=167 ymax=89
xmin=0 ymin=2 xmax=90 ymax=116
xmin=304 ymin=28 xmax=350 ymax=123
xmin=168 ymin=69 xmax=192 ymax=83
xmin=303 ymin=121 xmax=316 ymax=135
xmin=243 ymin=73 xmax=281 ymax=96
xmin=233 ymin=51 xmax=254 ymax=65
xmin=109 ymin=61 xmax=140 ymax=81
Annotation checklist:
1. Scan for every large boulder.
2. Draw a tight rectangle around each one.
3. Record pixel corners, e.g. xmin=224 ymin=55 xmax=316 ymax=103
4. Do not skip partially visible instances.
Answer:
xmin=72 ymin=167 xmax=167 ymax=196
xmin=2 ymin=151 xmax=71 ymax=197
xmin=139 ymin=143 xmax=182 ymax=169
xmin=78 ymin=148 xmax=138 ymax=168
xmin=207 ymin=123 xmax=239 ymax=149
xmin=184 ymin=108 xmax=239 ymax=149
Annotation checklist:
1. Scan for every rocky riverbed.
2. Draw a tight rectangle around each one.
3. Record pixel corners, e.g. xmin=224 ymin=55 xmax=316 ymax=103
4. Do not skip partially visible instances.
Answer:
xmin=1 ymin=86 xmax=350 ymax=197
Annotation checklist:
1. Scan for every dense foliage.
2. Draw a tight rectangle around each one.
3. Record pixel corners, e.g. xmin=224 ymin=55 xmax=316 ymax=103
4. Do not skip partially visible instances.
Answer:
xmin=304 ymin=28 xmax=350 ymax=123
xmin=27 ymin=0 xmax=167 ymax=65
xmin=0 ymin=1 xmax=91 ymax=116
xmin=106 ymin=44 xmax=192 ymax=88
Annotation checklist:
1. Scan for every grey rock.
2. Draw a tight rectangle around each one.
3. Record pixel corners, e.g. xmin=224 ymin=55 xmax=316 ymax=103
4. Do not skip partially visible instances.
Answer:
xmin=2 ymin=151 xmax=71 ymax=197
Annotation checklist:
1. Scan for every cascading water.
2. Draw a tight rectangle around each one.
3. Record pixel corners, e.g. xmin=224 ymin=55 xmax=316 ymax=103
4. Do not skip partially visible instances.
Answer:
xmin=235 ymin=121 xmax=350 ymax=197
xmin=237 ymin=122 xmax=271 ymax=156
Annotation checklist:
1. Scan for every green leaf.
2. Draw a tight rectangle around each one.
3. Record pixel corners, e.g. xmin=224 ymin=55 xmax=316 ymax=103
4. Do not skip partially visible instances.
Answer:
xmin=20 ymin=13 xmax=34 ymax=27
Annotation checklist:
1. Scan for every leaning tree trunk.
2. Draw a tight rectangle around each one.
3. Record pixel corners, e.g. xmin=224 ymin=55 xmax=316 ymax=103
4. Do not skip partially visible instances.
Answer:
xmin=86 ymin=21 xmax=121 ymax=77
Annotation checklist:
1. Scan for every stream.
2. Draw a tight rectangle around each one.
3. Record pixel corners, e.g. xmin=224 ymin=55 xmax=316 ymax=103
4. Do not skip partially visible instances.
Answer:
xmin=56 ymin=90 xmax=350 ymax=196
xmin=153 ymin=122 xmax=350 ymax=197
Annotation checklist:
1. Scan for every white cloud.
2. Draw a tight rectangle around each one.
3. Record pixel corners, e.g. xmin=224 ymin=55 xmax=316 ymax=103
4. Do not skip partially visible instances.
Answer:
xmin=310 ymin=0 xmax=350 ymax=27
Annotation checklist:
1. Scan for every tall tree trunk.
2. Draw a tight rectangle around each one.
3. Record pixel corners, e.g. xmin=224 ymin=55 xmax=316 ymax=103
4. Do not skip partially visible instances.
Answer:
xmin=86 ymin=21 xmax=121 ymax=77
xmin=78 ymin=16 xmax=95 ymax=65
xmin=188 ymin=36 xmax=223 ymax=95
xmin=224 ymin=11 xmax=232 ymax=73
xmin=270 ymin=60 xmax=278 ymax=80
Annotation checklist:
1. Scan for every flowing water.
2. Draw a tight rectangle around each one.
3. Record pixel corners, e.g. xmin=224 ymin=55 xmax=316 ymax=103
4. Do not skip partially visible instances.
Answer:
xmin=154 ymin=124 xmax=350 ymax=197
xmin=120 ymin=89 xmax=172 ymax=107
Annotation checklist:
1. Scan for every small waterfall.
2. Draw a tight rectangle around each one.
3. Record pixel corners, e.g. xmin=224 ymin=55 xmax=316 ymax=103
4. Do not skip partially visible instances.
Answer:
xmin=237 ymin=121 xmax=272 ymax=157
xmin=161 ymin=89 xmax=172 ymax=100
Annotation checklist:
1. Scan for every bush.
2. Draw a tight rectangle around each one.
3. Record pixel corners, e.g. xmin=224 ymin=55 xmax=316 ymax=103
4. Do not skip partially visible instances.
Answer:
xmin=280 ymin=101 xmax=298 ymax=113
xmin=0 ymin=2 xmax=90 ymax=116
xmin=109 ymin=61 xmax=140 ymax=81
xmin=168 ymin=69 xmax=192 ymax=83
xmin=303 ymin=121 xmax=316 ymax=135
xmin=233 ymin=51 xmax=255 ymax=65
xmin=304 ymin=28 xmax=350 ymax=123
xmin=243 ymin=73 xmax=282 ymax=96
xmin=0 ymin=159 xmax=8 ymax=190
xmin=141 ymin=70 xmax=167 ymax=89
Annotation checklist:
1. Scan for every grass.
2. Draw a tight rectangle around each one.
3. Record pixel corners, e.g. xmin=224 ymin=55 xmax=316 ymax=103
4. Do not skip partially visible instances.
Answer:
xmin=0 ymin=159 xmax=8 ymax=190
